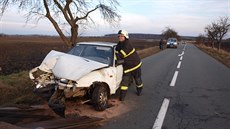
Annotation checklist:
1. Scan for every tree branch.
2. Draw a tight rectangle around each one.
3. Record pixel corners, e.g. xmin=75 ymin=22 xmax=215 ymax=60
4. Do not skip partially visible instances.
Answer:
xmin=43 ymin=0 xmax=71 ymax=47
xmin=76 ymin=5 xmax=99 ymax=22
xmin=53 ymin=0 xmax=73 ymax=26
xmin=64 ymin=0 xmax=74 ymax=21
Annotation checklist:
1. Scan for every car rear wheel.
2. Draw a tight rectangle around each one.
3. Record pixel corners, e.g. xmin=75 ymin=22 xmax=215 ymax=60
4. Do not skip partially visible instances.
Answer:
xmin=92 ymin=85 xmax=109 ymax=111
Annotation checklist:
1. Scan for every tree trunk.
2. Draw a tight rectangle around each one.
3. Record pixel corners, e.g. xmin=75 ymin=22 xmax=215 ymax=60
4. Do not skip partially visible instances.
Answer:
xmin=51 ymin=20 xmax=72 ymax=48
xmin=70 ymin=24 xmax=79 ymax=47
xmin=218 ymin=42 xmax=221 ymax=51
xmin=211 ymin=41 xmax=214 ymax=49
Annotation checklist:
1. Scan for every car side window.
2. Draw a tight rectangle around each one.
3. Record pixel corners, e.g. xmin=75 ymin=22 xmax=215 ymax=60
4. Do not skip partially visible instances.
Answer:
xmin=96 ymin=47 xmax=113 ymax=66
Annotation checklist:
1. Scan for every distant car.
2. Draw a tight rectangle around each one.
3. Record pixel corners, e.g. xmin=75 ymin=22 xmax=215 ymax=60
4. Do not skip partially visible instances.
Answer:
xmin=166 ymin=38 xmax=178 ymax=48
xmin=29 ymin=42 xmax=123 ymax=113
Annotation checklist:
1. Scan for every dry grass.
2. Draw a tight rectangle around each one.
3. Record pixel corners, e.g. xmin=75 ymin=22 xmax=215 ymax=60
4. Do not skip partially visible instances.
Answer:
xmin=0 ymin=71 xmax=42 ymax=106
xmin=137 ymin=46 xmax=161 ymax=58
xmin=196 ymin=44 xmax=230 ymax=68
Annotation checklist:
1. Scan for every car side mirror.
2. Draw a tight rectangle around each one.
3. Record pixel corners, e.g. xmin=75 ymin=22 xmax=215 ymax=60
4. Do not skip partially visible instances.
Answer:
xmin=116 ymin=59 xmax=124 ymax=66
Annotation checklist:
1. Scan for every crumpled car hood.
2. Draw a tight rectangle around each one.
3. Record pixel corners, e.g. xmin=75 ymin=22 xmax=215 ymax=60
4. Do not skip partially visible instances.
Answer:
xmin=39 ymin=50 xmax=108 ymax=81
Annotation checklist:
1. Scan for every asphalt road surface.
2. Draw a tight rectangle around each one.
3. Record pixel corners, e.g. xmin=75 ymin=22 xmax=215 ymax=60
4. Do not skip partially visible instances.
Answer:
xmin=86 ymin=43 xmax=230 ymax=129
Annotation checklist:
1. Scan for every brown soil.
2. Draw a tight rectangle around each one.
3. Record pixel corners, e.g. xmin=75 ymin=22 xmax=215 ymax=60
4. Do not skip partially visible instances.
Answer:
xmin=65 ymin=98 xmax=130 ymax=120
xmin=0 ymin=122 xmax=27 ymax=129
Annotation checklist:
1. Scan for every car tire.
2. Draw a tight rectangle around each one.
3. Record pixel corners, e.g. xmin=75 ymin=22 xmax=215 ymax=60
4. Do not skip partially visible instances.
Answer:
xmin=92 ymin=85 xmax=109 ymax=111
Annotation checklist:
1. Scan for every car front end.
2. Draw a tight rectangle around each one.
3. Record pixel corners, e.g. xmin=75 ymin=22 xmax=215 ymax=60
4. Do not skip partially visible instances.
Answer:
xmin=166 ymin=38 xmax=178 ymax=48
xmin=29 ymin=42 xmax=123 ymax=116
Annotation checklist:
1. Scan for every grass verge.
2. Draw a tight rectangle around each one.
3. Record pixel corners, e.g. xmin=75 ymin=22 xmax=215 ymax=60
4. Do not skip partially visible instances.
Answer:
xmin=196 ymin=44 xmax=230 ymax=68
xmin=0 ymin=71 xmax=42 ymax=106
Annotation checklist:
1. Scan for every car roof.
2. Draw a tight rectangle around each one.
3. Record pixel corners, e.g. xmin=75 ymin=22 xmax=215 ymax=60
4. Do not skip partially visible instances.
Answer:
xmin=77 ymin=42 xmax=117 ymax=47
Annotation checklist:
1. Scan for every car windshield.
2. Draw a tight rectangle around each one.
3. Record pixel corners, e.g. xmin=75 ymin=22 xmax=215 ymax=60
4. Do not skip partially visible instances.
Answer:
xmin=168 ymin=38 xmax=177 ymax=42
xmin=68 ymin=44 xmax=113 ymax=66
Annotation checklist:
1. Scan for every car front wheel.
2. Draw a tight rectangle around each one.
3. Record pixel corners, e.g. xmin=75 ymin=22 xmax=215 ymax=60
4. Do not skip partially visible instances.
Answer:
xmin=92 ymin=85 xmax=109 ymax=111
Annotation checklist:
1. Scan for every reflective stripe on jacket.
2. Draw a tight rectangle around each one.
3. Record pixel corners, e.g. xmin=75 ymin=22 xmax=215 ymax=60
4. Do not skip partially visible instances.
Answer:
xmin=124 ymin=62 xmax=142 ymax=73
xmin=116 ymin=40 xmax=142 ymax=73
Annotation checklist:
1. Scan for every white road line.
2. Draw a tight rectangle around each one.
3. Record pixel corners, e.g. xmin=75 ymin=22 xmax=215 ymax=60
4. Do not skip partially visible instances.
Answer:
xmin=181 ymin=51 xmax=184 ymax=56
xmin=152 ymin=98 xmax=170 ymax=129
xmin=180 ymin=56 xmax=183 ymax=61
xmin=170 ymin=71 xmax=179 ymax=87
xmin=177 ymin=61 xmax=182 ymax=69
xmin=183 ymin=44 xmax=187 ymax=50
xmin=178 ymin=51 xmax=184 ymax=56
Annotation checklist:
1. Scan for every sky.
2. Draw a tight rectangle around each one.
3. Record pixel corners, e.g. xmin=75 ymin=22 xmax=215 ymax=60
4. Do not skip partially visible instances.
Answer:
xmin=0 ymin=0 xmax=230 ymax=37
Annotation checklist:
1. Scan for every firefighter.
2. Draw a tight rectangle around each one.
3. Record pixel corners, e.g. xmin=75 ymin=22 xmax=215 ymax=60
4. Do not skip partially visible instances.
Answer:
xmin=159 ymin=39 xmax=164 ymax=50
xmin=115 ymin=30 xmax=143 ymax=101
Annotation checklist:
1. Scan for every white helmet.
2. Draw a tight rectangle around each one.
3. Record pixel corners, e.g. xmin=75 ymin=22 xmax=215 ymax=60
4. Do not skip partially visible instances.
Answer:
xmin=118 ymin=30 xmax=129 ymax=39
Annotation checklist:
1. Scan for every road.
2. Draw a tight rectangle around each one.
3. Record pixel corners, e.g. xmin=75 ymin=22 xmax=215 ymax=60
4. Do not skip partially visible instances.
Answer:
xmin=86 ymin=43 xmax=230 ymax=129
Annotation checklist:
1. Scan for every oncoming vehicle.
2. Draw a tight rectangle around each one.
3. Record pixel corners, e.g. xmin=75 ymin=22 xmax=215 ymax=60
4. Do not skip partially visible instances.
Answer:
xmin=166 ymin=38 xmax=178 ymax=48
xmin=29 ymin=42 xmax=123 ymax=116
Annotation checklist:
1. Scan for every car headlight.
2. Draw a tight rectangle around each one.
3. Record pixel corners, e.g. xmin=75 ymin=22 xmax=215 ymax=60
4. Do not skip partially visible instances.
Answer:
xmin=58 ymin=79 xmax=77 ymax=90
xmin=36 ymin=83 xmax=44 ymax=89
xmin=60 ymin=78 xmax=68 ymax=84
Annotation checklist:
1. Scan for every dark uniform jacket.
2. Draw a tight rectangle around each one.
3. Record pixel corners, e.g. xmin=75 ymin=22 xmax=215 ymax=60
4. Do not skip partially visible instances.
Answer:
xmin=115 ymin=40 xmax=142 ymax=74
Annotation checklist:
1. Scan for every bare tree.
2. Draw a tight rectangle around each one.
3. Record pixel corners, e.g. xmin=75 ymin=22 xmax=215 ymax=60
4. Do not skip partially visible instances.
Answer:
xmin=204 ymin=16 xmax=230 ymax=51
xmin=161 ymin=26 xmax=180 ymax=40
xmin=205 ymin=21 xmax=219 ymax=48
xmin=0 ymin=0 xmax=121 ymax=48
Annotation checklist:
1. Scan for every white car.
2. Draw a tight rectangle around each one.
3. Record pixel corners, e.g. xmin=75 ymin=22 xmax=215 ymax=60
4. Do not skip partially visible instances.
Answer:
xmin=29 ymin=42 xmax=123 ymax=113
xmin=166 ymin=38 xmax=178 ymax=48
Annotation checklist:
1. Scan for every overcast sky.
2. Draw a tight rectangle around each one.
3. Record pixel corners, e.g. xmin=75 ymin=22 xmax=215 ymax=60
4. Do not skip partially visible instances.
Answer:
xmin=0 ymin=0 xmax=229 ymax=37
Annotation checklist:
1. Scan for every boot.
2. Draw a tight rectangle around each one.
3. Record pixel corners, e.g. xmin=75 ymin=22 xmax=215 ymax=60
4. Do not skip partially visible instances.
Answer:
xmin=136 ymin=87 xmax=143 ymax=96
xmin=119 ymin=90 xmax=127 ymax=101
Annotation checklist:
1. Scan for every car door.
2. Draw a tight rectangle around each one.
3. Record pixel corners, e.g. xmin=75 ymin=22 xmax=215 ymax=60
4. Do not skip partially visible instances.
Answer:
xmin=116 ymin=64 xmax=123 ymax=88
xmin=113 ymin=46 xmax=123 ymax=90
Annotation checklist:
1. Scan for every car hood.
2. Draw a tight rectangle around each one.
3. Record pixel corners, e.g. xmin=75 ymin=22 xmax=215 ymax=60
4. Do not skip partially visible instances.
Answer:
xmin=39 ymin=50 xmax=108 ymax=81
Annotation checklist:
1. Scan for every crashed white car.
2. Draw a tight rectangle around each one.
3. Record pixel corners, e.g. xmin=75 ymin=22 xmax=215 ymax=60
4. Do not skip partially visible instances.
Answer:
xmin=29 ymin=42 xmax=123 ymax=113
